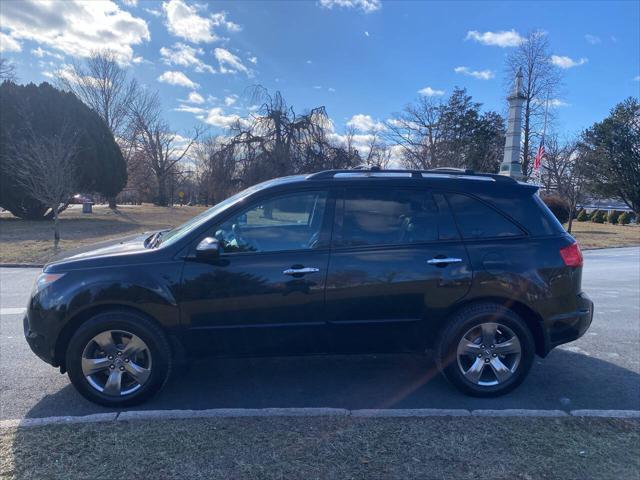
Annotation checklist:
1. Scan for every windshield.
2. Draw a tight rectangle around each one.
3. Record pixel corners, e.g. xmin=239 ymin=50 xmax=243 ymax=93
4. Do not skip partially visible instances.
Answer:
xmin=155 ymin=182 xmax=268 ymax=248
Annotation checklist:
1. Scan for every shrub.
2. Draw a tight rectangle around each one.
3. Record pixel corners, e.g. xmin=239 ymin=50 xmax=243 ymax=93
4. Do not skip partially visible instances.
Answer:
xmin=617 ymin=212 xmax=633 ymax=225
xmin=607 ymin=210 xmax=622 ymax=224
xmin=542 ymin=195 xmax=571 ymax=224
xmin=576 ymin=209 xmax=589 ymax=222
xmin=591 ymin=210 xmax=606 ymax=223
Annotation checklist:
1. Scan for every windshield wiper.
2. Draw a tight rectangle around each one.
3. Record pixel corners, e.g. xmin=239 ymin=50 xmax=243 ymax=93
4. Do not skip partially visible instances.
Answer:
xmin=146 ymin=231 xmax=164 ymax=249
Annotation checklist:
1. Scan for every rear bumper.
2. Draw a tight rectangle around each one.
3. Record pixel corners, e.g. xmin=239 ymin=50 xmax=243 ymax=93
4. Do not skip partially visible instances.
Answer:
xmin=544 ymin=292 xmax=594 ymax=354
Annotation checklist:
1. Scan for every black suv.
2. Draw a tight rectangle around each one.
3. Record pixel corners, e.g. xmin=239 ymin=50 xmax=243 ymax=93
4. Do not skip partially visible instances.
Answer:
xmin=24 ymin=168 xmax=593 ymax=406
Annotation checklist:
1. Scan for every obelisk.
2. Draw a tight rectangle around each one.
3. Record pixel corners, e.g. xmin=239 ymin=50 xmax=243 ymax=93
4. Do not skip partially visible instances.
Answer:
xmin=499 ymin=68 xmax=526 ymax=180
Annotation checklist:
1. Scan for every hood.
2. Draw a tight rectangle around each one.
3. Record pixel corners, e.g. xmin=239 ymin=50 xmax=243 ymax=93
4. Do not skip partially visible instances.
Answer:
xmin=45 ymin=232 xmax=155 ymax=272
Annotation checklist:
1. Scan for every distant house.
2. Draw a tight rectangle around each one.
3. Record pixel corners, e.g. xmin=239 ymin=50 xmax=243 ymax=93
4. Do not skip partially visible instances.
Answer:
xmin=577 ymin=198 xmax=634 ymax=214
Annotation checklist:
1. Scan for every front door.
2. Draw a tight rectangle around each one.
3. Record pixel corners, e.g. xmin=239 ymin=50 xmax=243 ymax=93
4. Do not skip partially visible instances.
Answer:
xmin=325 ymin=188 xmax=472 ymax=353
xmin=179 ymin=189 xmax=334 ymax=356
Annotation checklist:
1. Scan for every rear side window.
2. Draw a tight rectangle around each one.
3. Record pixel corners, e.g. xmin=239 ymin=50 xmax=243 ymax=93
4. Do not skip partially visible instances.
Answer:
xmin=339 ymin=189 xmax=438 ymax=246
xmin=446 ymin=193 xmax=524 ymax=239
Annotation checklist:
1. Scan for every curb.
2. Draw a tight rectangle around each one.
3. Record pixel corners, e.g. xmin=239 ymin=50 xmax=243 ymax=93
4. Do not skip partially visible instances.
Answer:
xmin=570 ymin=409 xmax=640 ymax=418
xmin=2 ymin=408 xmax=639 ymax=429
xmin=471 ymin=409 xmax=567 ymax=417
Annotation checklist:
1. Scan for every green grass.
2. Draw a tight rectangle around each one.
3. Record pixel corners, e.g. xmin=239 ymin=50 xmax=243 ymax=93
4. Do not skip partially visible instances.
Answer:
xmin=1 ymin=416 xmax=638 ymax=479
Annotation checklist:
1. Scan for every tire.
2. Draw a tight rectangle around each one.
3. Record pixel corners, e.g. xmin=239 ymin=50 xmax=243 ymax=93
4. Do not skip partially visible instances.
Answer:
xmin=436 ymin=302 xmax=535 ymax=397
xmin=66 ymin=310 xmax=172 ymax=407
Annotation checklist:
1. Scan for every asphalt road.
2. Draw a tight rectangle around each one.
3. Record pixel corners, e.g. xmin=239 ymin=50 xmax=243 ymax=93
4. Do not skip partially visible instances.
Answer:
xmin=1 ymin=247 xmax=638 ymax=420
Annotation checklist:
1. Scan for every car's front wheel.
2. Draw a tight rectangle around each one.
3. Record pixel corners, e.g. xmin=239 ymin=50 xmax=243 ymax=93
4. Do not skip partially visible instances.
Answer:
xmin=436 ymin=302 xmax=535 ymax=397
xmin=66 ymin=310 xmax=171 ymax=407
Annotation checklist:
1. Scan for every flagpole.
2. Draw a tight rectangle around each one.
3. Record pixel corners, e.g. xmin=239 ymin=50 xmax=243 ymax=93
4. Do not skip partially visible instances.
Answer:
xmin=535 ymin=92 xmax=550 ymax=184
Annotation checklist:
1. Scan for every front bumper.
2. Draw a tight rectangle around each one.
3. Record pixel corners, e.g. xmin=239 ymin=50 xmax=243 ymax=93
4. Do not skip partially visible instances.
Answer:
xmin=23 ymin=309 xmax=60 ymax=367
xmin=544 ymin=292 xmax=594 ymax=353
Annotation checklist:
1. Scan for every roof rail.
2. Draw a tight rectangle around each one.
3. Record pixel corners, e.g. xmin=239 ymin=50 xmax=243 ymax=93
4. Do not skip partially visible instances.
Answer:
xmin=307 ymin=168 xmax=423 ymax=179
xmin=306 ymin=166 xmax=517 ymax=183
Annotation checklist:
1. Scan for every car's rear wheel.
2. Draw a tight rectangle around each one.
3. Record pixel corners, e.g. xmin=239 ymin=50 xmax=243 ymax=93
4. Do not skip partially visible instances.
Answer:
xmin=436 ymin=303 xmax=535 ymax=397
xmin=66 ymin=310 xmax=171 ymax=407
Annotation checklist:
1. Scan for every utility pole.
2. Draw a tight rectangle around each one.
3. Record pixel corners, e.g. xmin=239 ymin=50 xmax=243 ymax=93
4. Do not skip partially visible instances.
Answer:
xmin=499 ymin=68 xmax=526 ymax=180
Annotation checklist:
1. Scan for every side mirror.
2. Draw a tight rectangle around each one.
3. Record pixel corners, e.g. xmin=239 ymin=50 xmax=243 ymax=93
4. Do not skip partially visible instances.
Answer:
xmin=195 ymin=237 xmax=220 ymax=260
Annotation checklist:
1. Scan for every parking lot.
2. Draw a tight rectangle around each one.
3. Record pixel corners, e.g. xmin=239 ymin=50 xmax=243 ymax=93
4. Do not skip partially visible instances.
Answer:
xmin=1 ymin=247 xmax=638 ymax=421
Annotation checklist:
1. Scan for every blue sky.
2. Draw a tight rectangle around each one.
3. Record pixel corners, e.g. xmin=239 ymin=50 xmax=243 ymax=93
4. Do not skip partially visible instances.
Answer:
xmin=1 ymin=0 xmax=639 ymax=143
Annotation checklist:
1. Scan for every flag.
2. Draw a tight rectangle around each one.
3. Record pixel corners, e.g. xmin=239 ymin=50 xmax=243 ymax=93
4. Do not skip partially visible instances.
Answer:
xmin=534 ymin=138 xmax=545 ymax=170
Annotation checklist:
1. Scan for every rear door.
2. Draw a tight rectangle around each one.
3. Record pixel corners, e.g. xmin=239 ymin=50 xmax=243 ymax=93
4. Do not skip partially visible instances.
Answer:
xmin=325 ymin=187 xmax=472 ymax=353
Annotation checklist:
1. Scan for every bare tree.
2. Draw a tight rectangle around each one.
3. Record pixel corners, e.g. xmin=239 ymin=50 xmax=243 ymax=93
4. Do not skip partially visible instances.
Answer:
xmin=128 ymin=90 xmax=203 ymax=206
xmin=5 ymin=125 xmax=79 ymax=248
xmin=58 ymin=51 xmax=138 ymax=208
xmin=506 ymin=31 xmax=561 ymax=177
xmin=59 ymin=51 xmax=138 ymax=137
xmin=384 ymin=96 xmax=444 ymax=169
xmin=0 ymin=57 xmax=17 ymax=81
xmin=541 ymin=135 xmax=587 ymax=232
xmin=360 ymin=130 xmax=392 ymax=168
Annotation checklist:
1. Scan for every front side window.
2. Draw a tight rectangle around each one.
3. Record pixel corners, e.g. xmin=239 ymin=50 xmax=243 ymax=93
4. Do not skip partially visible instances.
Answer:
xmin=213 ymin=191 xmax=328 ymax=253
xmin=338 ymin=189 xmax=438 ymax=247
xmin=446 ymin=193 xmax=523 ymax=239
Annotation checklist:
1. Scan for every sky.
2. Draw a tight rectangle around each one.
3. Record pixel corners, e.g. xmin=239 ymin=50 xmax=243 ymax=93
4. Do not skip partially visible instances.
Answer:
xmin=1 ymin=0 xmax=639 ymax=146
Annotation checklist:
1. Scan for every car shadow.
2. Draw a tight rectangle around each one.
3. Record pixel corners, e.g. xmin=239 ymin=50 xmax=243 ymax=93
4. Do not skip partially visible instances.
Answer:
xmin=19 ymin=349 xmax=640 ymax=419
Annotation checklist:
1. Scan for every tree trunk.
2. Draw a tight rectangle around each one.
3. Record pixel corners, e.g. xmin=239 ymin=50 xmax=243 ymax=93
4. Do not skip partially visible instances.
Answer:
xmin=108 ymin=196 xmax=117 ymax=210
xmin=157 ymin=175 xmax=168 ymax=206
xmin=53 ymin=208 xmax=60 ymax=250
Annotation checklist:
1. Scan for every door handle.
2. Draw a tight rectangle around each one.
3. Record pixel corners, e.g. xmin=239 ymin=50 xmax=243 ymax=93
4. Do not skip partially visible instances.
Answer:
xmin=427 ymin=257 xmax=463 ymax=265
xmin=283 ymin=267 xmax=320 ymax=276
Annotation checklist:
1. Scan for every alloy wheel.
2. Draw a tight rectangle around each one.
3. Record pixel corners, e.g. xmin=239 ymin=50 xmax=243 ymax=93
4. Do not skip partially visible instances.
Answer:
xmin=81 ymin=330 xmax=152 ymax=396
xmin=456 ymin=322 xmax=522 ymax=387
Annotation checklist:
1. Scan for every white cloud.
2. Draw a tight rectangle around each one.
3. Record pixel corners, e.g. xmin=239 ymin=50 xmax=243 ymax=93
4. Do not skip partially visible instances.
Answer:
xmin=224 ymin=94 xmax=238 ymax=106
xmin=465 ymin=30 xmax=523 ymax=47
xmin=145 ymin=8 xmax=162 ymax=17
xmin=418 ymin=86 xmax=445 ymax=97
xmin=0 ymin=32 xmax=21 ymax=52
xmin=347 ymin=114 xmax=385 ymax=132
xmin=160 ymin=42 xmax=215 ymax=73
xmin=200 ymin=107 xmax=248 ymax=128
xmin=163 ymin=0 xmax=239 ymax=43
xmin=454 ymin=66 xmax=494 ymax=80
xmin=186 ymin=91 xmax=205 ymax=104
xmin=306 ymin=59 xmax=312 ymax=64
xmin=157 ymin=70 xmax=199 ymax=89
xmin=584 ymin=34 xmax=601 ymax=45
xmin=0 ymin=0 xmax=149 ymax=64
xmin=633 ymin=75 xmax=640 ymax=82
xmin=328 ymin=87 xmax=336 ymax=92
xmin=175 ymin=105 xmax=207 ymax=114
xmin=313 ymin=85 xmax=322 ymax=89
xmin=248 ymin=56 xmax=257 ymax=64
xmin=122 ymin=0 xmax=138 ymax=6
xmin=551 ymin=55 xmax=588 ymax=69
xmin=214 ymin=47 xmax=250 ymax=75
xmin=31 ymin=46 xmax=64 ymax=60
xmin=319 ymin=0 xmax=381 ymax=13
xmin=548 ymin=99 xmax=569 ymax=108
xmin=364 ymin=31 xmax=369 ymax=37
xmin=44 ymin=63 xmax=104 ymax=87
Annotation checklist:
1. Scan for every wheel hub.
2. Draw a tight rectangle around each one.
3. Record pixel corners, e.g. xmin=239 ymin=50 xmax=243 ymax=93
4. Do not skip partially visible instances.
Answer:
xmin=81 ymin=330 xmax=152 ymax=397
xmin=456 ymin=322 xmax=522 ymax=387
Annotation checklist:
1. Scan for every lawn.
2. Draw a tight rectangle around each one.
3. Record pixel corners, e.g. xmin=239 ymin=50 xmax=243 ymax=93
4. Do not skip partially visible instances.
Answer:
xmin=1 ymin=416 xmax=638 ymax=479
xmin=568 ymin=221 xmax=640 ymax=250
xmin=0 ymin=204 xmax=638 ymax=265
xmin=0 ymin=204 xmax=207 ymax=265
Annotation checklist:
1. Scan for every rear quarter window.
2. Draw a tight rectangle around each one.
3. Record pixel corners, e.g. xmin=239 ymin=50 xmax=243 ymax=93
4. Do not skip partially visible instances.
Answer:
xmin=446 ymin=193 xmax=524 ymax=239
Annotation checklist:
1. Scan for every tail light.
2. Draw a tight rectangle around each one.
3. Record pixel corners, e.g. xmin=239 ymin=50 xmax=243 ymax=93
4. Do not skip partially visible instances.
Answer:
xmin=560 ymin=242 xmax=583 ymax=267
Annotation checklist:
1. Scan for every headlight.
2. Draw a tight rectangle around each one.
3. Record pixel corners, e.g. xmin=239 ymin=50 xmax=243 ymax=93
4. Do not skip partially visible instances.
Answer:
xmin=32 ymin=273 xmax=66 ymax=294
